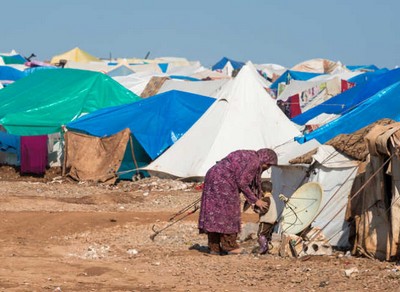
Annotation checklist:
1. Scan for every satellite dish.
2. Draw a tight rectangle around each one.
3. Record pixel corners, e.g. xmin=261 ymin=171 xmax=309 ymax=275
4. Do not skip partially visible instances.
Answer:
xmin=279 ymin=182 xmax=323 ymax=235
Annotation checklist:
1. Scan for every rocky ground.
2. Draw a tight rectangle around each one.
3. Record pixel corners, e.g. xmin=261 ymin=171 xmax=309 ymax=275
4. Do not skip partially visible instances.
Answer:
xmin=0 ymin=166 xmax=399 ymax=291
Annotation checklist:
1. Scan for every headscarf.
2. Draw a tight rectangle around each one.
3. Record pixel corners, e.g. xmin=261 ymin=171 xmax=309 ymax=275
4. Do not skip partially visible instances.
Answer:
xmin=254 ymin=148 xmax=278 ymax=199
xmin=257 ymin=148 xmax=278 ymax=166
xmin=244 ymin=148 xmax=278 ymax=211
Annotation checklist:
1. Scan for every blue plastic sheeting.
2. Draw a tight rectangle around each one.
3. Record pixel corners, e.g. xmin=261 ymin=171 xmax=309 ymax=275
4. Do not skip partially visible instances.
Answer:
xmin=158 ymin=63 xmax=168 ymax=73
xmin=0 ymin=66 xmax=25 ymax=81
xmin=346 ymin=64 xmax=380 ymax=72
xmin=347 ymin=68 xmax=389 ymax=86
xmin=296 ymin=81 xmax=400 ymax=144
xmin=269 ymin=70 xmax=323 ymax=90
xmin=292 ymin=68 xmax=400 ymax=126
xmin=67 ymin=90 xmax=215 ymax=159
xmin=212 ymin=57 xmax=244 ymax=71
xmin=23 ymin=66 xmax=58 ymax=76
xmin=169 ymin=75 xmax=200 ymax=81
xmin=0 ymin=131 xmax=20 ymax=155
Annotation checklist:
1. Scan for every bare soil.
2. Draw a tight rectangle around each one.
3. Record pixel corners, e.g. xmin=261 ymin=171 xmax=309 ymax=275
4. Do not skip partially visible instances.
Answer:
xmin=0 ymin=165 xmax=399 ymax=292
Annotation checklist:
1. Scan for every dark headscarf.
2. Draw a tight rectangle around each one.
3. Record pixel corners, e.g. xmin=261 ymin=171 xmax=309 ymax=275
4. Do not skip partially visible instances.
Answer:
xmin=257 ymin=148 xmax=278 ymax=166
xmin=248 ymin=148 xmax=278 ymax=201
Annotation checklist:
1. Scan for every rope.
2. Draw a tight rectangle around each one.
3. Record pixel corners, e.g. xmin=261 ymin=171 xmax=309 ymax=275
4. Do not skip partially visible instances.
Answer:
xmin=129 ymin=135 xmax=140 ymax=176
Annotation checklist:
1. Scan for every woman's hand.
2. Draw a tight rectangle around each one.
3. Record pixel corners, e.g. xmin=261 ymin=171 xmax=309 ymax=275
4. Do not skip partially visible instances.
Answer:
xmin=255 ymin=199 xmax=269 ymax=210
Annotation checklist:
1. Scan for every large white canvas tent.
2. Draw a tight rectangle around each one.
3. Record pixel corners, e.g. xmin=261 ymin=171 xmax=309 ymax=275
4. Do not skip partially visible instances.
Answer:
xmin=144 ymin=62 xmax=301 ymax=178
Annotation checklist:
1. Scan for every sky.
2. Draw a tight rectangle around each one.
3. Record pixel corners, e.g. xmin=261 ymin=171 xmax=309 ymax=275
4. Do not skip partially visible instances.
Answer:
xmin=1 ymin=0 xmax=399 ymax=69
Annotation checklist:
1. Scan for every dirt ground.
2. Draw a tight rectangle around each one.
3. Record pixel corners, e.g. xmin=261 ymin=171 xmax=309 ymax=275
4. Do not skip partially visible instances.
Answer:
xmin=0 ymin=166 xmax=400 ymax=292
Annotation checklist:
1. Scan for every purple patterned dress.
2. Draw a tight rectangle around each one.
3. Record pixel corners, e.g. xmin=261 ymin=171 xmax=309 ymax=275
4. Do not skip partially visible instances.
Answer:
xmin=198 ymin=148 xmax=277 ymax=234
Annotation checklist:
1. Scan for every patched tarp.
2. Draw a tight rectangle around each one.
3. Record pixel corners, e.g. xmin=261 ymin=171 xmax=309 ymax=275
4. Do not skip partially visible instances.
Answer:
xmin=63 ymin=128 xmax=131 ymax=184
xmin=140 ymin=76 xmax=169 ymax=98
xmin=346 ymin=122 xmax=400 ymax=260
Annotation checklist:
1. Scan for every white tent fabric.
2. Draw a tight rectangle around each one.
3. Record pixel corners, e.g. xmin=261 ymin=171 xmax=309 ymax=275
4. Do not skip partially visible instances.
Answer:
xmin=64 ymin=60 xmax=110 ymax=72
xmin=305 ymin=113 xmax=339 ymax=126
xmin=157 ymin=79 xmax=228 ymax=98
xmin=3 ymin=64 xmax=27 ymax=71
xmin=255 ymin=63 xmax=286 ymax=80
xmin=271 ymin=145 xmax=359 ymax=247
xmin=112 ymin=73 xmax=150 ymax=96
xmin=274 ymin=139 xmax=321 ymax=165
xmin=291 ymin=58 xmax=348 ymax=74
xmin=165 ymin=62 xmax=202 ymax=75
xmin=144 ymin=61 xmax=301 ymax=178
xmin=113 ymin=64 xmax=216 ymax=96
xmin=277 ymin=77 xmax=341 ymax=102
xmin=309 ymin=70 xmax=363 ymax=82
xmin=190 ymin=67 xmax=230 ymax=80
xmin=218 ymin=61 xmax=235 ymax=77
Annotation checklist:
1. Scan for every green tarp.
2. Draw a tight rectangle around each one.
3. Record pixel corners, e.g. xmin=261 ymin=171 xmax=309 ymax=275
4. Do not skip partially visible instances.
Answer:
xmin=0 ymin=68 xmax=141 ymax=135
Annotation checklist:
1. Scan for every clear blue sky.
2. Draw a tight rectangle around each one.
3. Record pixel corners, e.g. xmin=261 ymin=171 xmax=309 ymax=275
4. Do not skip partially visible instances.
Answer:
xmin=1 ymin=0 xmax=399 ymax=69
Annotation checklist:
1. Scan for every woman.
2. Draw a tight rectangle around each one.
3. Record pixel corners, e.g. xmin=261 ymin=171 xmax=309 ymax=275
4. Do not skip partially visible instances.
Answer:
xmin=198 ymin=148 xmax=278 ymax=255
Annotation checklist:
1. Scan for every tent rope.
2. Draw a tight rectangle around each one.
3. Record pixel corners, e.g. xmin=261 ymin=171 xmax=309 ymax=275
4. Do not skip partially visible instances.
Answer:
xmin=301 ymin=152 xmax=394 ymax=247
xmin=129 ymin=135 xmax=140 ymax=176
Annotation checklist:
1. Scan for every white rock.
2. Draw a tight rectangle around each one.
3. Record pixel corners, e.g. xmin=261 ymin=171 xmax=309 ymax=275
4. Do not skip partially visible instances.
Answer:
xmin=344 ymin=267 xmax=359 ymax=277
xmin=127 ymin=249 xmax=138 ymax=255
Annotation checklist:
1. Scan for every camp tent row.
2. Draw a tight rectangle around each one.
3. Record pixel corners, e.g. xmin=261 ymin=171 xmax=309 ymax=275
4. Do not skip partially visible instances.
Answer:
xmin=1 ymin=47 xmax=398 ymax=260
xmin=65 ymin=90 xmax=216 ymax=183
xmin=0 ymin=68 xmax=141 ymax=172
xmin=143 ymin=62 xmax=301 ymax=178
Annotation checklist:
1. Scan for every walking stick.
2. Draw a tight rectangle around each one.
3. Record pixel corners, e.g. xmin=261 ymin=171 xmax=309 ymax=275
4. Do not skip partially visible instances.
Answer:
xmin=168 ymin=197 xmax=201 ymax=221
xmin=150 ymin=205 xmax=199 ymax=241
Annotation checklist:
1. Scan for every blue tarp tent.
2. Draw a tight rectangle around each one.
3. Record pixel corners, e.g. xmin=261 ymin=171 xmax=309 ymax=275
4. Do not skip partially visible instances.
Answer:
xmin=295 ymin=81 xmax=400 ymax=144
xmin=0 ymin=66 xmax=25 ymax=82
xmin=346 ymin=68 xmax=389 ymax=86
xmin=23 ymin=66 xmax=58 ymax=76
xmin=67 ymin=90 xmax=215 ymax=160
xmin=270 ymin=70 xmax=323 ymax=90
xmin=292 ymin=68 xmax=400 ymax=126
xmin=346 ymin=64 xmax=380 ymax=72
xmin=212 ymin=57 xmax=244 ymax=71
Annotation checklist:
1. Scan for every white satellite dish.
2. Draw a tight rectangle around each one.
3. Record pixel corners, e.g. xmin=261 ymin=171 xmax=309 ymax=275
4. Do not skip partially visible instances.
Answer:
xmin=279 ymin=182 xmax=323 ymax=235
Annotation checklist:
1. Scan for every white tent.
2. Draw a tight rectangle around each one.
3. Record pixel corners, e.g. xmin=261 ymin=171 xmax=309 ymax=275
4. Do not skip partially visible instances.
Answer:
xmin=144 ymin=61 xmax=301 ymax=178
xmin=190 ymin=67 xmax=230 ymax=80
xmin=271 ymin=145 xmax=359 ymax=247
xmin=291 ymin=58 xmax=348 ymax=74
xmin=255 ymin=63 xmax=287 ymax=81
xmin=157 ymin=79 xmax=228 ymax=98
xmin=64 ymin=60 xmax=110 ymax=72
xmin=112 ymin=73 xmax=153 ymax=96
